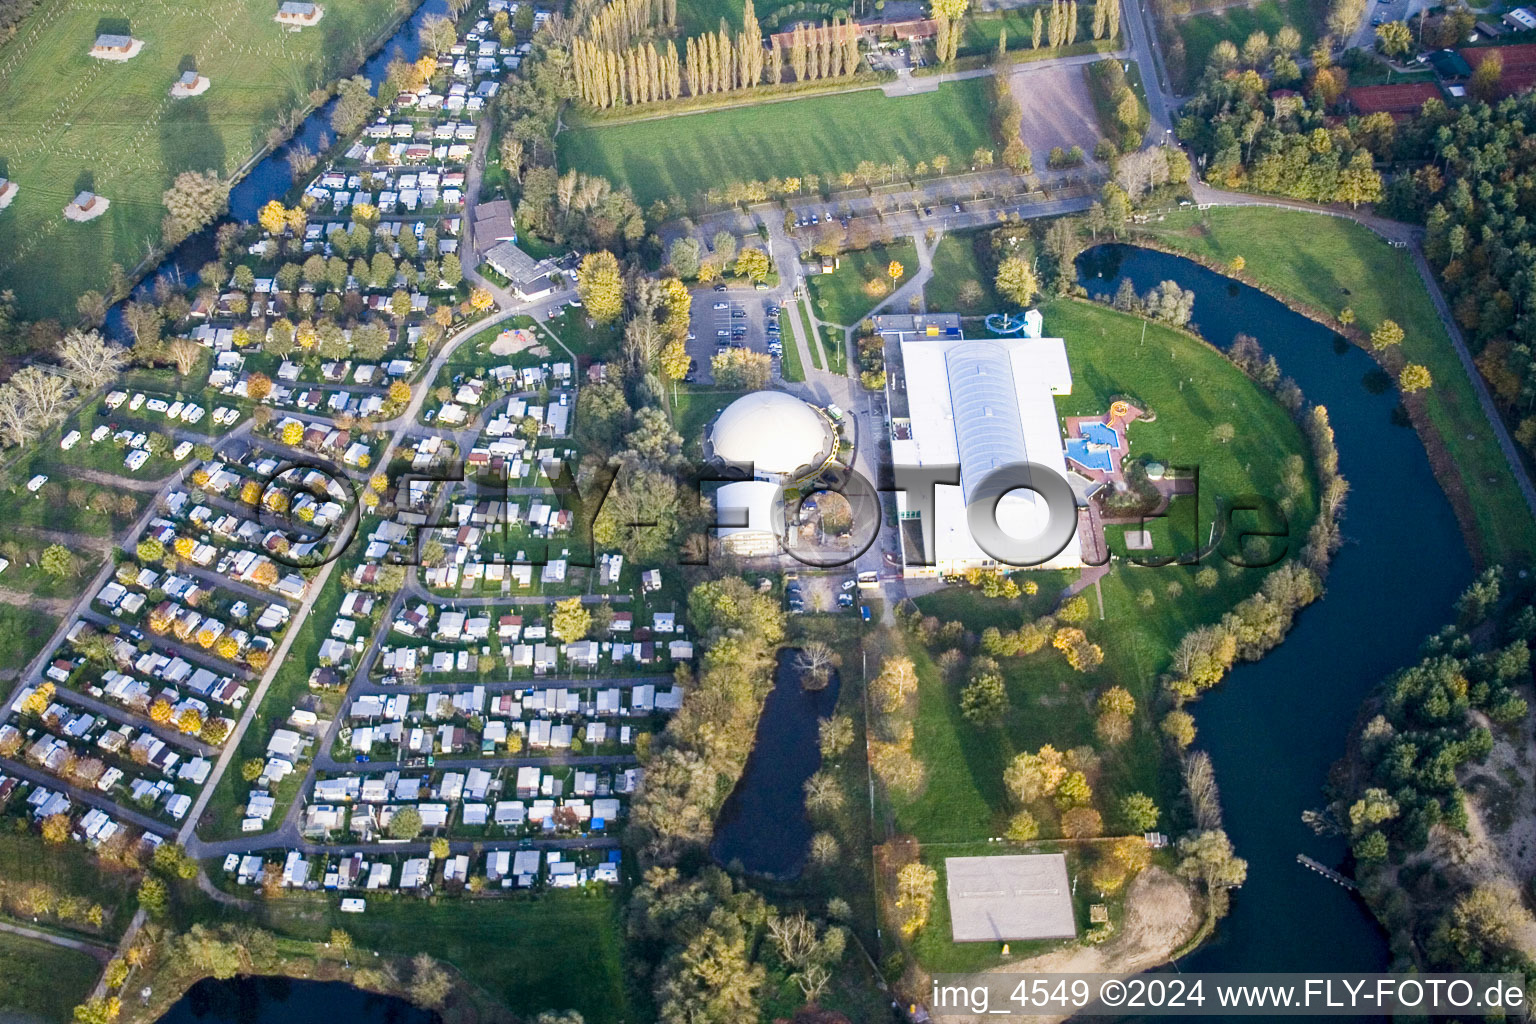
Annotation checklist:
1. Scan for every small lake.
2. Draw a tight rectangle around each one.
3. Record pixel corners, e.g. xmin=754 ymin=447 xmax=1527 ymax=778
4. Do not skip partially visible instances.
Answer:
xmin=711 ymin=650 xmax=842 ymax=878
xmin=156 ymin=978 xmax=432 ymax=1024
xmin=1078 ymin=245 xmax=1474 ymax=973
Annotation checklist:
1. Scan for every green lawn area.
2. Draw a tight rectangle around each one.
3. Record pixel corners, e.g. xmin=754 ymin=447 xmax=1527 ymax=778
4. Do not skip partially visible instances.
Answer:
xmin=807 ymin=240 xmax=918 ymax=327
xmin=0 ymin=931 xmax=102 ymax=1023
xmin=1134 ymin=206 xmax=1536 ymax=566
xmin=925 ymin=231 xmax=1000 ymax=315
xmin=1171 ymin=0 xmax=1319 ymax=89
xmin=0 ymin=604 xmax=60 ymax=675
xmin=260 ymin=891 xmax=631 ymax=1024
xmin=894 ymin=297 xmax=1318 ymax=844
xmin=0 ymin=833 xmax=142 ymax=939
xmin=669 ymin=387 xmax=742 ymax=460
xmin=557 ymin=78 xmax=995 ymax=207
xmin=0 ymin=0 xmax=404 ymax=319
xmin=777 ymin=309 xmax=805 ymax=381
xmin=790 ymin=299 xmax=821 ymax=370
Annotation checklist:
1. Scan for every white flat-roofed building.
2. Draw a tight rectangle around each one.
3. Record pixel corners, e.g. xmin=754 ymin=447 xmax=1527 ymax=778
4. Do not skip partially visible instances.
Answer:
xmin=945 ymin=853 xmax=1077 ymax=942
xmin=892 ymin=323 xmax=1082 ymax=576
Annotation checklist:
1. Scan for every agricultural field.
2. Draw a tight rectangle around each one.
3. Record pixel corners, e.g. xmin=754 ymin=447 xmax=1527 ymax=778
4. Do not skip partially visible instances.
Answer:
xmin=0 ymin=0 xmax=403 ymax=319
xmin=895 ymin=296 xmax=1319 ymax=845
xmin=557 ymin=78 xmax=995 ymax=207
xmin=1133 ymin=206 xmax=1536 ymax=566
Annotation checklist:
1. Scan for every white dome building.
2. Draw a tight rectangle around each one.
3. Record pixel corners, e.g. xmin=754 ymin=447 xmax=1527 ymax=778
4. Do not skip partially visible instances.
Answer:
xmin=709 ymin=392 xmax=834 ymax=481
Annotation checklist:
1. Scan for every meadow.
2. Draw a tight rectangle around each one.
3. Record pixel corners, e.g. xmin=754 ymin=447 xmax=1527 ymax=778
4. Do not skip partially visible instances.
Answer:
xmin=1134 ymin=206 xmax=1536 ymax=566
xmin=0 ymin=931 xmax=103 ymax=1023
xmin=0 ymin=0 xmax=403 ymax=318
xmin=260 ymin=891 xmax=632 ymax=1023
xmin=557 ymin=78 xmax=995 ymax=207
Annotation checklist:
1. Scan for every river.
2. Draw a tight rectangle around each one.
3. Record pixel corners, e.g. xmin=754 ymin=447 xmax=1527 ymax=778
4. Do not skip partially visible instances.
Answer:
xmin=1078 ymin=245 xmax=1474 ymax=974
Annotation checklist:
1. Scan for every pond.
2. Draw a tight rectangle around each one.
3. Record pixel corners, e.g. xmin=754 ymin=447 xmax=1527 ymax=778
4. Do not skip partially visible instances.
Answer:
xmin=156 ymin=978 xmax=432 ymax=1024
xmin=711 ymin=649 xmax=842 ymax=878
xmin=1077 ymin=245 xmax=1474 ymax=973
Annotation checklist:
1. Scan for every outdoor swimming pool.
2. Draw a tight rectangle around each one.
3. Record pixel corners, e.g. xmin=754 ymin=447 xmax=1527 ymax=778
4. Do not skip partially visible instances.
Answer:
xmin=1080 ymin=421 xmax=1119 ymax=447
xmin=1064 ymin=437 xmax=1113 ymax=472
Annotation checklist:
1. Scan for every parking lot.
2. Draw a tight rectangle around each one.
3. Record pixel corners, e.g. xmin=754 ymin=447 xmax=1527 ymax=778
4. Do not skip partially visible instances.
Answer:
xmin=685 ymin=287 xmax=784 ymax=383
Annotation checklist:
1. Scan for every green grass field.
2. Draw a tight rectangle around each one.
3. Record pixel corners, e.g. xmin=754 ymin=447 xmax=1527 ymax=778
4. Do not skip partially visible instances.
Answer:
xmin=895 ymin=296 xmax=1317 ymax=844
xmin=1171 ymin=0 xmax=1319 ymax=89
xmin=807 ymin=240 xmax=918 ymax=327
xmin=789 ymin=299 xmax=821 ymax=370
xmin=777 ymin=309 xmax=805 ymax=381
xmin=260 ymin=891 xmax=631 ymax=1023
xmin=925 ymin=231 xmax=1000 ymax=315
xmin=0 ymin=931 xmax=103 ymax=1023
xmin=0 ymin=0 xmax=402 ymax=318
xmin=557 ymin=78 xmax=995 ymax=207
xmin=1135 ymin=206 xmax=1536 ymax=566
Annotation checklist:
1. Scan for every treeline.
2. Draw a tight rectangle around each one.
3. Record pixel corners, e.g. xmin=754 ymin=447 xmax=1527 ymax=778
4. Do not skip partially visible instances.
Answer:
xmin=495 ymin=37 xmax=649 ymax=252
xmin=1326 ymin=568 xmax=1536 ymax=977
xmin=1174 ymin=44 xmax=1386 ymax=207
xmin=1379 ymin=93 xmax=1536 ymax=449
xmin=0 ymin=0 xmax=39 ymax=43
xmin=570 ymin=0 xmax=862 ymax=110
xmin=1086 ymin=57 xmax=1146 ymax=154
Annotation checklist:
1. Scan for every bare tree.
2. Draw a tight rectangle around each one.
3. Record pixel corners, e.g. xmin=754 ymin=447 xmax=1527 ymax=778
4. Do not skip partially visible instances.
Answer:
xmin=799 ymin=641 xmax=836 ymax=689
xmin=9 ymin=366 xmax=72 ymax=427
xmin=0 ymin=384 xmax=36 ymax=447
xmin=167 ymin=338 xmax=202 ymax=376
xmin=57 ymin=329 xmax=127 ymax=389
xmin=1182 ymin=750 xmax=1223 ymax=830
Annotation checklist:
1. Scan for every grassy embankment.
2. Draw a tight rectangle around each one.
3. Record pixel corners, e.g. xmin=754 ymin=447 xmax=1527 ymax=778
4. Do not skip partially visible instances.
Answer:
xmin=1133 ymin=205 xmax=1536 ymax=567
xmin=0 ymin=0 xmax=402 ymax=318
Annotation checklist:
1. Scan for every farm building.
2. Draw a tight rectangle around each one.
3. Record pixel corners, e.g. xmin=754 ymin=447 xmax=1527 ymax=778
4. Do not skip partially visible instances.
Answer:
xmin=89 ymin=34 xmax=143 ymax=60
xmin=170 ymin=70 xmax=211 ymax=98
xmin=276 ymin=2 xmax=324 ymax=26
xmin=64 ymin=192 xmax=109 ymax=222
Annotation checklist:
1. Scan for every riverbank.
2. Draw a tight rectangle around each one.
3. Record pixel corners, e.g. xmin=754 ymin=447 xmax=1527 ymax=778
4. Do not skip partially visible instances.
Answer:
xmin=1127 ymin=206 xmax=1536 ymax=569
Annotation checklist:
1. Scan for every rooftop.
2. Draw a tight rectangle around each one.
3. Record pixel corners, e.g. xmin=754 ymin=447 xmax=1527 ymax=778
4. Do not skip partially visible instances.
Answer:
xmin=945 ymin=854 xmax=1077 ymax=942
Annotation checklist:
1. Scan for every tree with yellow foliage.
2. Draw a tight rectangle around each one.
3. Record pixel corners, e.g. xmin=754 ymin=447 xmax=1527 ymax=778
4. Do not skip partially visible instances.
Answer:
xmin=258 ymin=200 xmax=288 ymax=235
xmin=735 ymin=247 xmax=772 ymax=283
xmin=888 ymin=260 xmax=904 ymax=280
xmin=281 ymin=420 xmax=304 ymax=446
xmin=149 ymin=698 xmax=173 ymax=723
xmin=1399 ymin=363 xmax=1432 ymax=393
xmin=176 ymin=708 xmax=203 ymax=735
xmin=469 ymin=287 xmax=494 ymax=311
xmin=195 ymin=627 xmax=217 ymax=649
xmin=659 ymin=337 xmax=690 ymax=381
xmin=240 ymin=480 xmax=262 ymax=505
xmin=216 ymin=636 xmax=240 ymax=660
xmin=895 ymin=861 xmax=937 ymax=936
xmin=247 ymin=648 xmax=271 ymax=670
xmin=388 ymin=380 xmax=412 ymax=404
xmin=42 ymin=812 xmax=71 ymax=844
xmin=21 ymin=682 xmax=55 ymax=716
xmin=174 ymin=536 xmax=194 ymax=558
xmin=577 ymin=250 xmax=625 ymax=323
